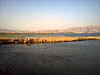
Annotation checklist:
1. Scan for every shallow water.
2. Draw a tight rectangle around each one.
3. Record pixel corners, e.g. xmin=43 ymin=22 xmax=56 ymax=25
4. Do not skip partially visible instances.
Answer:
xmin=0 ymin=33 xmax=100 ymax=38
xmin=0 ymin=40 xmax=100 ymax=75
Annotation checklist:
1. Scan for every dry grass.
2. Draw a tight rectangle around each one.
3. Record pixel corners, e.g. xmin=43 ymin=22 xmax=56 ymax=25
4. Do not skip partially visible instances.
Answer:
xmin=0 ymin=36 xmax=100 ymax=44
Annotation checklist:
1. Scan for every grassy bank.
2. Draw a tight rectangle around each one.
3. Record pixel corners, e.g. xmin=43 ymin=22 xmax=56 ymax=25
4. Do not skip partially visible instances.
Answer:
xmin=0 ymin=37 xmax=100 ymax=44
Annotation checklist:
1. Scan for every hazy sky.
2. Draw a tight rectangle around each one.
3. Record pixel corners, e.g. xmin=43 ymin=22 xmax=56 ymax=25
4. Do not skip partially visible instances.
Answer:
xmin=0 ymin=0 xmax=100 ymax=31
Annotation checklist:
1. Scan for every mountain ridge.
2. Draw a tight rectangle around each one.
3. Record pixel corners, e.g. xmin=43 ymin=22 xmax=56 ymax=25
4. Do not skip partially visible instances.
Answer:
xmin=0 ymin=25 xmax=100 ymax=33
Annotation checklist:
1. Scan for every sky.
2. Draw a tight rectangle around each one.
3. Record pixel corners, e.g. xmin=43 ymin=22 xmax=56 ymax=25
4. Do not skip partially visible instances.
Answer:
xmin=0 ymin=0 xmax=100 ymax=31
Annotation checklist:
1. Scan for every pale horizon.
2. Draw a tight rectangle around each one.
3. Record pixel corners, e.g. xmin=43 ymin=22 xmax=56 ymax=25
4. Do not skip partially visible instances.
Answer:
xmin=0 ymin=0 xmax=100 ymax=31
xmin=0 ymin=25 xmax=100 ymax=31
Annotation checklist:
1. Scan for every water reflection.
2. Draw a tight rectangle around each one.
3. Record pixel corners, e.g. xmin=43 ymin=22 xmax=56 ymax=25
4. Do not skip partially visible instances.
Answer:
xmin=22 ymin=43 xmax=46 ymax=48
xmin=0 ymin=41 xmax=100 ymax=75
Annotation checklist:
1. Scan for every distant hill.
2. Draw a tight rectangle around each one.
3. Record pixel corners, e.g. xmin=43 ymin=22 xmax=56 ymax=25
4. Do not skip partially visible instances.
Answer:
xmin=0 ymin=25 xmax=100 ymax=33
xmin=33 ymin=25 xmax=100 ymax=33
xmin=0 ymin=29 xmax=31 ymax=33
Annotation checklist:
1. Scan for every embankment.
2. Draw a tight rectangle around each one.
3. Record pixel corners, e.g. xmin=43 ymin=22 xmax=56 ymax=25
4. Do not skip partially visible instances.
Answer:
xmin=0 ymin=37 xmax=100 ymax=44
